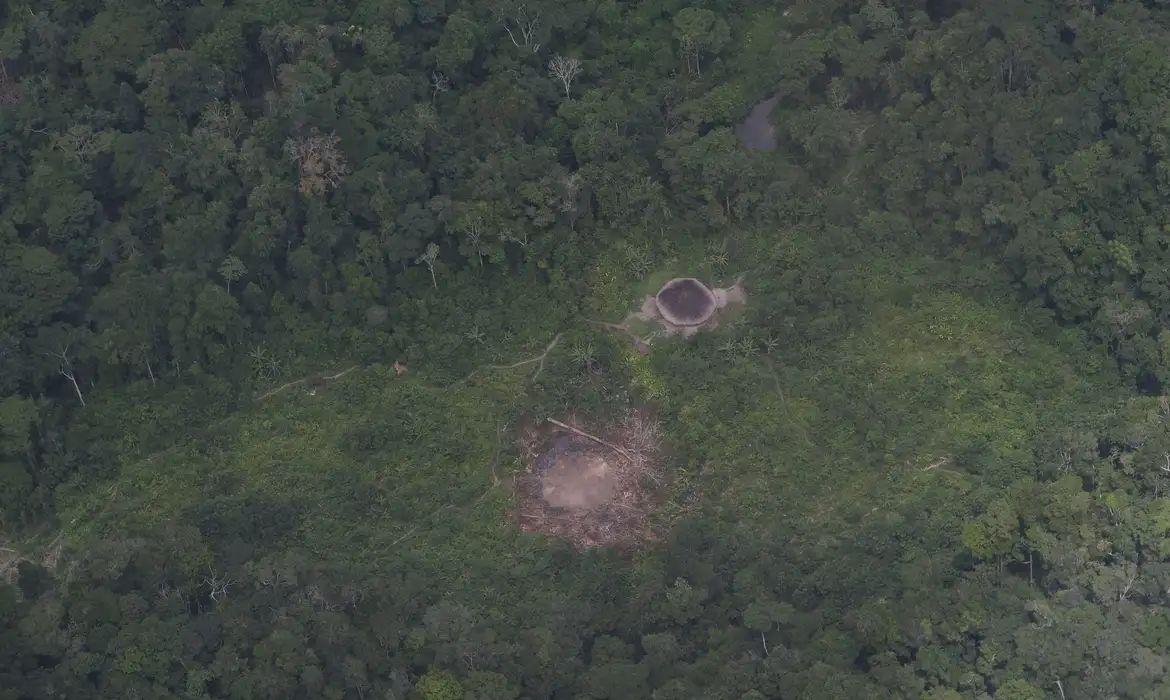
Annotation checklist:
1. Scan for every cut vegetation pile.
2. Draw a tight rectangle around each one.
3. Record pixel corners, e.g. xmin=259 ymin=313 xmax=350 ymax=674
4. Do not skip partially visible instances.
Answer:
xmin=514 ymin=411 xmax=664 ymax=548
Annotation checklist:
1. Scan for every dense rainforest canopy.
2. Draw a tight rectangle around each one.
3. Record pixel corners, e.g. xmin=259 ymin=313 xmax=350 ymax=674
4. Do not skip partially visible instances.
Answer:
xmin=7 ymin=0 xmax=1170 ymax=698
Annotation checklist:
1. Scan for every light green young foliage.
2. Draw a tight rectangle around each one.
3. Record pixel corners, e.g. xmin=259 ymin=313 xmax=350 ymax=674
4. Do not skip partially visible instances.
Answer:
xmin=418 ymin=670 xmax=463 ymax=700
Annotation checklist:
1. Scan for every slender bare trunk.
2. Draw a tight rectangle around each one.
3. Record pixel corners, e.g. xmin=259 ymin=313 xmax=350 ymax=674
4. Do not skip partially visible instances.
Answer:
xmin=62 ymin=370 xmax=85 ymax=406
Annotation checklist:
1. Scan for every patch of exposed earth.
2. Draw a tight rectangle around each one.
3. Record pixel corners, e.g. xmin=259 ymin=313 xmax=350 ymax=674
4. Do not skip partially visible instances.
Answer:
xmin=513 ymin=412 xmax=664 ymax=549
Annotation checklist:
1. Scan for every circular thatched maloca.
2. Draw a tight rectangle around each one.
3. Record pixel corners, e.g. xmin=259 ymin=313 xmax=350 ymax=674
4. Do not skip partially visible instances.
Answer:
xmin=655 ymin=278 xmax=717 ymax=326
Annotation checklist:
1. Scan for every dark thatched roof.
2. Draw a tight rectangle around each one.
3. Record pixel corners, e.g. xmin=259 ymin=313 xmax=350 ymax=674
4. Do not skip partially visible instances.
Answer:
xmin=655 ymin=278 xmax=716 ymax=326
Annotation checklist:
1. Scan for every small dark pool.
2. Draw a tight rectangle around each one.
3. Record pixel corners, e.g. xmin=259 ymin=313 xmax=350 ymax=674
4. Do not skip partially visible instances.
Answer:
xmin=736 ymin=94 xmax=781 ymax=150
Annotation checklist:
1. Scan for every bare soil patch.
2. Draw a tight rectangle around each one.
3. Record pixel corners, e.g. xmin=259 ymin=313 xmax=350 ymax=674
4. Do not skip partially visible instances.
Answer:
xmin=513 ymin=411 xmax=664 ymax=549
xmin=541 ymin=452 xmax=616 ymax=510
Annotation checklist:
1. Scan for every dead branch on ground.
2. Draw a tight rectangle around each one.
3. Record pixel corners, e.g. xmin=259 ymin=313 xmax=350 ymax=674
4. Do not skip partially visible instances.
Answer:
xmin=922 ymin=456 xmax=950 ymax=471
xmin=546 ymin=417 xmax=634 ymax=462
xmin=256 ymin=365 xmax=358 ymax=401
xmin=0 ymin=546 xmax=30 ymax=581
xmin=389 ymin=503 xmax=455 ymax=547
xmin=519 ymin=513 xmax=577 ymax=523
xmin=489 ymin=423 xmax=505 ymax=486
xmin=763 ymin=358 xmax=813 ymax=447
xmin=0 ymin=531 xmax=63 ymax=582
xmin=460 ymin=333 xmax=563 ymax=384
xmin=921 ymin=455 xmax=964 ymax=476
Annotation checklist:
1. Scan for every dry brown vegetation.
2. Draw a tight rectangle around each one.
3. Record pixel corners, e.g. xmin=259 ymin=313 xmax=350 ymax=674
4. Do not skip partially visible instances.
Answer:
xmin=0 ymin=63 xmax=20 ymax=107
xmin=513 ymin=410 xmax=665 ymax=549
xmin=285 ymin=128 xmax=349 ymax=196
xmin=0 ymin=533 xmax=62 ymax=584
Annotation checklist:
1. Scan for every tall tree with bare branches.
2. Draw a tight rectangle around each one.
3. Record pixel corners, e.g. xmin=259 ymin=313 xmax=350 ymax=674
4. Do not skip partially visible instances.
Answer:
xmin=548 ymin=55 xmax=582 ymax=98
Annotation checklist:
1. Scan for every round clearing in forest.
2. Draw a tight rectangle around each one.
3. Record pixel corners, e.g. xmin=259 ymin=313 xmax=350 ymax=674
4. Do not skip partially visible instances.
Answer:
xmin=514 ymin=412 xmax=664 ymax=549
xmin=655 ymin=278 xmax=717 ymax=327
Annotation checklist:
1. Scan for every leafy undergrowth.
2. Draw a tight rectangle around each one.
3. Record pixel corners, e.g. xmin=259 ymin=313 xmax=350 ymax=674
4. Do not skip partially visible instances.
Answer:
xmin=64 ymin=370 xmax=515 ymax=570
xmin=634 ymin=229 xmax=1121 ymax=604
xmin=56 ymin=229 xmax=1120 ymax=613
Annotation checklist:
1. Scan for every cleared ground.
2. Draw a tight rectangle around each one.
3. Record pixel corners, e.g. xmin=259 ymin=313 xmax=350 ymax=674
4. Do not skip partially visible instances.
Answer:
xmin=541 ymin=453 xmax=615 ymax=510
xmin=50 ymin=231 xmax=1119 ymax=608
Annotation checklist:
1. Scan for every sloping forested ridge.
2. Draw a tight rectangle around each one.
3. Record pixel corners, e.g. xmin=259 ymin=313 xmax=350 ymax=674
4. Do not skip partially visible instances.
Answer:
xmin=6 ymin=0 xmax=1170 ymax=698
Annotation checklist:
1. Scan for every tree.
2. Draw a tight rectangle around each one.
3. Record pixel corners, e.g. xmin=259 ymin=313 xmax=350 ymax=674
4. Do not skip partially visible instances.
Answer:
xmin=418 ymin=670 xmax=463 ymax=700
xmin=993 ymin=679 xmax=1046 ymax=700
xmin=218 ymin=255 xmax=247 ymax=294
xmin=285 ymin=129 xmax=350 ymax=196
xmin=498 ymin=3 xmax=542 ymax=53
xmin=431 ymin=71 xmax=450 ymax=103
xmin=671 ymin=8 xmax=730 ymax=77
xmin=0 ymin=63 xmax=19 ymax=106
xmin=548 ymin=55 xmax=581 ymax=98
xmin=661 ymin=127 xmax=758 ymax=225
xmin=435 ymin=13 xmax=480 ymax=73
xmin=47 ymin=345 xmax=84 ymax=407
xmin=961 ymin=498 xmax=1020 ymax=561
xmin=9 ymin=5 xmax=1170 ymax=700
xmin=417 ymin=243 xmax=440 ymax=288
xmin=0 ymin=396 xmax=37 ymax=457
